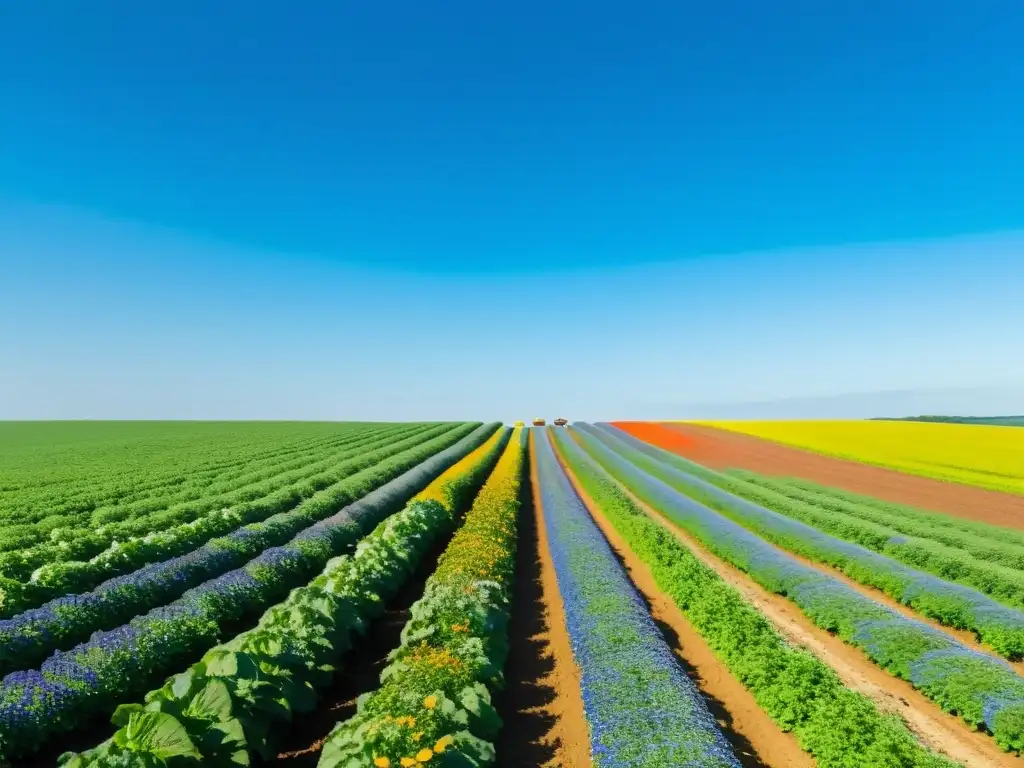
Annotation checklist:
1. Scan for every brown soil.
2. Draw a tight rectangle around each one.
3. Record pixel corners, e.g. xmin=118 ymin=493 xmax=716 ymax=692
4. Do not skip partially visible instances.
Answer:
xmin=614 ymin=422 xmax=1024 ymax=530
xmin=553 ymin=444 xmax=813 ymax=768
xmin=495 ymin=433 xmax=591 ymax=768
xmin=597 ymin=468 xmax=1018 ymax=768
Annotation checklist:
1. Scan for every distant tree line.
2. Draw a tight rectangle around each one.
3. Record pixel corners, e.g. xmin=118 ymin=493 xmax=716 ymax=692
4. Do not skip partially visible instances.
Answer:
xmin=871 ymin=415 xmax=1024 ymax=427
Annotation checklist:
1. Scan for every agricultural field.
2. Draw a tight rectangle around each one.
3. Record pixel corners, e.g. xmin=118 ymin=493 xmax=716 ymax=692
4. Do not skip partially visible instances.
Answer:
xmin=2 ymin=420 xmax=1024 ymax=767
xmin=681 ymin=419 xmax=1024 ymax=496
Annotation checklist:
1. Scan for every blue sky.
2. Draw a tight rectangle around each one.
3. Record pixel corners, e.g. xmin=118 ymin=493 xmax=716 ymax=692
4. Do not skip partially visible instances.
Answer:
xmin=2 ymin=1 xmax=1023 ymax=420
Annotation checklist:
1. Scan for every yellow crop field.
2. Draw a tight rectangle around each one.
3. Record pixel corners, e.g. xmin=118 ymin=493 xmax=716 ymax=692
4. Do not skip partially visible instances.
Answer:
xmin=692 ymin=420 xmax=1024 ymax=495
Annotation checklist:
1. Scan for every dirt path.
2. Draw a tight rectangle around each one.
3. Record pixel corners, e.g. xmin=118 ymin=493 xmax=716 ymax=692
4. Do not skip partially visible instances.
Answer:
xmin=495 ymin=433 xmax=591 ymax=768
xmin=587 ymin=457 xmax=1018 ymax=768
xmin=553 ymin=446 xmax=814 ymax=768
xmin=614 ymin=422 xmax=1024 ymax=530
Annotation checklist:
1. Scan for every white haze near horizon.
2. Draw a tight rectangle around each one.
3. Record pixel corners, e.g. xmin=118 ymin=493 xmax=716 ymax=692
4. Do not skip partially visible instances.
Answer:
xmin=2 ymin=204 xmax=1023 ymax=423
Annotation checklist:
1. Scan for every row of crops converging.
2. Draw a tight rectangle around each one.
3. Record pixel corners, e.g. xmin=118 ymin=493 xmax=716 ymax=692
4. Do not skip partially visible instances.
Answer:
xmin=2 ymin=420 xmax=1024 ymax=766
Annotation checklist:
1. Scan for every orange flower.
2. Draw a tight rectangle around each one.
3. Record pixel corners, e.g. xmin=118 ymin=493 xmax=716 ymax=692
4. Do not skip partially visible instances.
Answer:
xmin=416 ymin=748 xmax=433 ymax=762
xmin=373 ymin=758 xmax=391 ymax=768
xmin=423 ymin=694 xmax=438 ymax=709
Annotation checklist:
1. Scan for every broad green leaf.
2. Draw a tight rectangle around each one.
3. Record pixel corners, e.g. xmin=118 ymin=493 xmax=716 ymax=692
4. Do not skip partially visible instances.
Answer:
xmin=114 ymin=711 xmax=202 ymax=760
xmin=184 ymin=679 xmax=234 ymax=721
xmin=205 ymin=650 xmax=261 ymax=680
xmin=111 ymin=703 xmax=146 ymax=728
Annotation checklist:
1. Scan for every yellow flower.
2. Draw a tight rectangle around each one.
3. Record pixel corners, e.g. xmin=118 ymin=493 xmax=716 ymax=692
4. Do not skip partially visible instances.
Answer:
xmin=412 ymin=731 xmax=423 ymax=742
xmin=373 ymin=758 xmax=391 ymax=768
xmin=416 ymin=748 xmax=433 ymax=762
xmin=401 ymin=759 xmax=417 ymax=767
xmin=423 ymin=695 xmax=438 ymax=710
xmin=433 ymin=735 xmax=454 ymax=753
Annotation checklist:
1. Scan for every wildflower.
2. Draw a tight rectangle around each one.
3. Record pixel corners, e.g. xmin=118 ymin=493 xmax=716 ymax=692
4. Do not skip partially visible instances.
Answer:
xmin=416 ymin=748 xmax=433 ymax=762
xmin=423 ymin=694 xmax=437 ymax=709
xmin=373 ymin=758 xmax=390 ymax=767
xmin=433 ymin=735 xmax=454 ymax=753
xmin=401 ymin=758 xmax=416 ymax=767
xmin=412 ymin=731 xmax=423 ymax=742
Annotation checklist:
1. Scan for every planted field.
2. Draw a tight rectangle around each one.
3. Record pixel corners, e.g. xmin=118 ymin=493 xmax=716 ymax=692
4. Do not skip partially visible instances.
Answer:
xmin=2 ymin=420 xmax=1023 ymax=767
xmin=683 ymin=420 xmax=1024 ymax=496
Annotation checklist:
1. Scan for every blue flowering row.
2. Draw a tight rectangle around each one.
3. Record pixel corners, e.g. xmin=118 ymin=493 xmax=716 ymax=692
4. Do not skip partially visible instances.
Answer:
xmin=711 ymin=471 xmax=1024 ymax=613
xmin=534 ymin=430 xmax=742 ymax=767
xmin=583 ymin=423 xmax=1024 ymax=660
xmin=729 ymin=470 xmax=1024 ymax=570
xmin=601 ymin=429 xmax=1024 ymax=621
xmin=0 ymin=425 xmax=461 ymax=676
xmin=0 ymin=422 xmax=497 ymax=761
xmin=571 ymin=425 xmax=1024 ymax=753
xmin=0 ymin=423 xmax=437 ymax=615
xmin=550 ymin=428 xmax=955 ymax=768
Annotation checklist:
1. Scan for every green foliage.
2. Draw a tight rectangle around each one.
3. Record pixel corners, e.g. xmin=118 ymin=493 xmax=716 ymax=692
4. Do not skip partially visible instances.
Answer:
xmin=57 ymin=427 xmax=509 ymax=768
xmin=318 ymin=431 xmax=525 ymax=768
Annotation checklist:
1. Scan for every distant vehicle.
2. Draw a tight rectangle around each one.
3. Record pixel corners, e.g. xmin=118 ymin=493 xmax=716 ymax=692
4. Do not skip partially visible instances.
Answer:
xmin=553 ymin=418 xmax=568 ymax=427
xmin=531 ymin=418 xmax=546 ymax=426
xmin=513 ymin=421 xmax=525 ymax=427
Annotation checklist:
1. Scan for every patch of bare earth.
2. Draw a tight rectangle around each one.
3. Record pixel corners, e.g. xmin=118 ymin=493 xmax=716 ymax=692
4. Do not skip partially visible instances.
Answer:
xmin=592 ymin=462 xmax=1017 ymax=768
xmin=552 ymin=442 xmax=812 ymax=768
xmin=494 ymin=433 xmax=590 ymax=768
xmin=615 ymin=422 xmax=1024 ymax=530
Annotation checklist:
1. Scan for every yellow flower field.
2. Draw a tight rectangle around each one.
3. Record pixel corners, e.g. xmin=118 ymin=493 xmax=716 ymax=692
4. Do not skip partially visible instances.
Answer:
xmin=690 ymin=420 xmax=1024 ymax=495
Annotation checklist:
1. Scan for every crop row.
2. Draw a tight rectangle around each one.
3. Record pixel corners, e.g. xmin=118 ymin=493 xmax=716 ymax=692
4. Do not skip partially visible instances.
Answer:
xmin=0 ymin=422 xmax=497 ymax=760
xmin=318 ymin=428 xmax=526 ymax=768
xmin=0 ymin=423 xmax=389 ymax=554
xmin=728 ymin=471 xmax=1024 ymax=568
xmin=11 ymin=424 xmax=430 ymax=574
xmin=0 ymin=425 xmax=472 ymax=674
xmin=0 ymin=428 xmax=363 ymax=535
xmin=573 ymin=425 xmax=1024 ymax=753
xmin=0 ymin=424 xmax=386 ymax=523
xmin=710 ymin=467 xmax=1024 ymax=612
xmin=537 ymin=430 xmax=742 ymax=766
xmin=57 ymin=426 xmax=512 ymax=767
xmin=550 ymin=428 xmax=955 ymax=768
xmin=0 ymin=424 xmax=446 ymax=618
xmin=0 ymin=426 xmax=342 ymax=509
xmin=585 ymin=423 xmax=1024 ymax=660
xmin=0 ymin=423 xmax=426 ymax=575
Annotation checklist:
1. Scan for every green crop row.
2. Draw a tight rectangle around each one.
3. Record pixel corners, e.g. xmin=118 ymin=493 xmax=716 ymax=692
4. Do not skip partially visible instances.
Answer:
xmin=0 ymin=429 xmax=357 ymax=529
xmin=318 ymin=428 xmax=525 ymax=768
xmin=0 ymin=425 xmax=398 ymax=546
xmin=0 ymin=425 xmax=445 ymax=615
xmin=728 ymin=471 xmax=1024 ymax=569
xmin=711 ymin=471 xmax=1024 ymax=611
xmin=55 ymin=427 xmax=511 ymax=768
xmin=0 ymin=423 xmax=390 ymax=521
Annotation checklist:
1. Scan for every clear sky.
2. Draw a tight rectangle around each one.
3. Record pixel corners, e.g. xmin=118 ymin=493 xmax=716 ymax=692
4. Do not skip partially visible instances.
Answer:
xmin=2 ymin=1 xmax=1023 ymax=421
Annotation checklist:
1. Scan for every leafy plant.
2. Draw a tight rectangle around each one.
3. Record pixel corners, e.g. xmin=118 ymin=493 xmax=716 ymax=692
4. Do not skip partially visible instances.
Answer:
xmin=318 ymin=429 xmax=525 ymax=768
xmin=55 ymin=428 xmax=511 ymax=767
